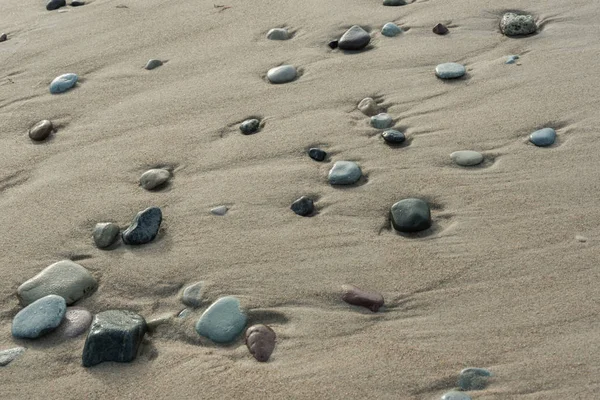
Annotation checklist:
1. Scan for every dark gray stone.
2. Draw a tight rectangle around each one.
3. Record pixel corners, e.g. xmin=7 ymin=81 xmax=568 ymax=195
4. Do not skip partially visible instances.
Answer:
xmin=144 ymin=59 xmax=163 ymax=70
xmin=529 ymin=127 xmax=556 ymax=147
xmin=0 ymin=347 xmax=25 ymax=366
xmin=12 ymin=295 xmax=66 ymax=339
xmin=383 ymin=0 xmax=406 ymax=5
xmin=245 ymin=324 xmax=276 ymax=362
xmin=291 ymin=196 xmax=314 ymax=216
xmin=181 ymin=282 xmax=204 ymax=308
xmin=82 ymin=310 xmax=147 ymax=367
xmin=382 ymin=130 xmax=405 ymax=144
xmin=29 ymin=120 xmax=53 ymax=141
xmin=122 ymin=207 xmax=162 ymax=245
xmin=93 ymin=222 xmax=120 ymax=248
xmin=240 ymin=119 xmax=260 ymax=134
xmin=458 ymin=367 xmax=492 ymax=390
xmin=0 ymin=33 xmax=7 ymax=42
xmin=308 ymin=148 xmax=327 ymax=161
xmin=328 ymin=161 xmax=362 ymax=185
xmin=46 ymin=0 xmax=66 ymax=10
xmin=390 ymin=198 xmax=432 ymax=233
xmin=500 ymin=13 xmax=537 ymax=36
xmin=338 ymin=25 xmax=370 ymax=51
xmin=328 ymin=40 xmax=339 ymax=49
xmin=71 ymin=0 xmax=85 ymax=5
xmin=433 ymin=23 xmax=449 ymax=35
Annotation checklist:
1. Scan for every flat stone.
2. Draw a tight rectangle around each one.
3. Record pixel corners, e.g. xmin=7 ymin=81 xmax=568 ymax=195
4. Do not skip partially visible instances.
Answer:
xmin=0 ymin=33 xmax=7 ymax=42
xmin=50 ymin=73 xmax=78 ymax=94
xmin=291 ymin=196 xmax=314 ymax=216
xmin=390 ymin=198 xmax=432 ymax=233
xmin=451 ymin=150 xmax=483 ymax=166
xmin=342 ymin=284 xmax=384 ymax=312
xmin=358 ymin=97 xmax=378 ymax=116
xmin=147 ymin=314 xmax=172 ymax=332
xmin=178 ymin=308 xmax=192 ymax=318
xmin=240 ymin=119 xmax=260 ymax=135
xmin=506 ymin=55 xmax=519 ymax=64
xmin=144 ymin=59 xmax=163 ymax=70
xmin=122 ymin=206 xmax=162 ymax=245
xmin=28 ymin=120 xmax=53 ymax=141
xmin=381 ymin=23 xmax=402 ymax=37
xmin=82 ymin=310 xmax=147 ymax=367
xmin=435 ymin=63 xmax=466 ymax=79
xmin=500 ymin=13 xmax=537 ymax=36
xmin=211 ymin=206 xmax=228 ymax=216
xmin=0 ymin=347 xmax=25 ymax=366
xmin=139 ymin=168 xmax=171 ymax=190
xmin=433 ymin=23 xmax=449 ymax=35
xmin=181 ymin=281 xmax=204 ymax=308
xmin=328 ymin=161 xmax=362 ymax=185
xmin=245 ymin=324 xmax=276 ymax=362
xmin=46 ymin=0 xmax=66 ymax=10
xmin=441 ymin=392 xmax=471 ymax=400
xmin=370 ymin=113 xmax=393 ymax=129
xmin=328 ymin=40 xmax=339 ymax=49
xmin=12 ymin=295 xmax=66 ymax=339
xmin=529 ymin=127 xmax=556 ymax=147
xmin=17 ymin=260 xmax=98 ymax=306
xmin=458 ymin=367 xmax=492 ymax=390
xmin=383 ymin=0 xmax=406 ymax=5
xmin=55 ymin=307 xmax=93 ymax=338
xmin=71 ymin=0 xmax=85 ymax=5
xmin=93 ymin=222 xmax=120 ymax=248
xmin=266 ymin=28 xmax=289 ymax=40
xmin=267 ymin=65 xmax=297 ymax=84
xmin=195 ymin=296 xmax=247 ymax=343
xmin=382 ymin=129 xmax=406 ymax=144
xmin=338 ymin=25 xmax=370 ymax=51
xmin=308 ymin=148 xmax=327 ymax=161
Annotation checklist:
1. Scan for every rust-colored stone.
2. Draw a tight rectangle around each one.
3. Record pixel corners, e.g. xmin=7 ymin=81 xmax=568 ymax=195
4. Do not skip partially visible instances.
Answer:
xmin=245 ymin=324 xmax=276 ymax=362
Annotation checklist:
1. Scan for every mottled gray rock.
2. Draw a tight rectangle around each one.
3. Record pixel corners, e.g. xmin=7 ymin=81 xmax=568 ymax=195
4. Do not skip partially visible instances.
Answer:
xmin=267 ymin=65 xmax=297 ymax=84
xmin=55 ymin=307 xmax=93 ymax=338
xmin=240 ymin=119 xmax=260 ymax=135
xmin=342 ymin=284 xmax=384 ymax=312
xmin=529 ymin=127 xmax=556 ymax=147
xmin=122 ymin=206 xmax=162 ymax=245
xmin=383 ymin=0 xmax=406 ymax=5
xmin=358 ymin=97 xmax=378 ymax=116
xmin=245 ymin=324 xmax=276 ymax=362
xmin=29 ymin=120 xmax=53 ymax=141
xmin=328 ymin=161 xmax=362 ymax=185
xmin=82 ymin=310 xmax=147 ymax=367
xmin=435 ymin=63 xmax=466 ymax=79
xmin=382 ymin=129 xmax=406 ymax=144
xmin=450 ymin=150 xmax=483 ymax=166
xmin=12 ymin=295 xmax=66 ymax=339
xmin=458 ymin=367 xmax=492 ymax=390
xmin=441 ymin=392 xmax=471 ymax=400
xmin=266 ymin=28 xmax=289 ymax=40
xmin=381 ymin=23 xmax=402 ymax=37
xmin=144 ymin=59 xmax=163 ymax=70
xmin=370 ymin=113 xmax=393 ymax=129
xmin=291 ymin=196 xmax=314 ymax=216
xmin=308 ymin=148 xmax=327 ymax=161
xmin=181 ymin=281 xmax=204 ymax=308
xmin=93 ymin=222 xmax=120 ymax=248
xmin=338 ymin=25 xmax=370 ymax=51
xmin=210 ymin=206 xmax=229 ymax=216
xmin=0 ymin=347 xmax=25 ymax=366
xmin=17 ymin=260 xmax=98 ymax=306
xmin=500 ymin=13 xmax=537 ymax=36
xmin=195 ymin=296 xmax=247 ymax=343
xmin=390 ymin=198 xmax=432 ymax=233
xmin=139 ymin=168 xmax=171 ymax=190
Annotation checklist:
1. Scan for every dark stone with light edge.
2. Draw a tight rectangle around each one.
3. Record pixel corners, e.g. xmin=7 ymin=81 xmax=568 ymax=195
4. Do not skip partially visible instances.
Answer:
xmin=46 ymin=0 xmax=66 ymax=10
xmin=122 ymin=207 xmax=162 ymax=245
xmin=308 ymin=148 xmax=327 ymax=161
xmin=458 ymin=368 xmax=492 ymax=390
xmin=433 ymin=23 xmax=449 ymax=35
xmin=390 ymin=198 xmax=431 ymax=233
xmin=382 ymin=130 xmax=406 ymax=144
xmin=240 ymin=119 xmax=260 ymax=135
xmin=291 ymin=196 xmax=314 ymax=216
xmin=338 ymin=26 xmax=370 ymax=51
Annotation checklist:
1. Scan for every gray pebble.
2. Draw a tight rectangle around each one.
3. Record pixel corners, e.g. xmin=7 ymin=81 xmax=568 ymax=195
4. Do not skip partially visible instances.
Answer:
xmin=500 ymin=13 xmax=537 ymax=36
xmin=181 ymin=281 xmax=204 ymax=308
xmin=12 ymin=295 xmax=66 ymax=339
xmin=266 ymin=28 xmax=289 ymax=40
xmin=140 ymin=168 xmax=171 ymax=190
xmin=328 ymin=161 xmax=362 ymax=185
xmin=93 ymin=222 xmax=120 ymax=248
xmin=381 ymin=23 xmax=402 ymax=37
xmin=370 ymin=113 xmax=393 ymax=129
xmin=450 ymin=150 xmax=483 ymax=166
xmin=338 ymin=25 xmax=370 ymax=51
xmin=458 ymin=367 xmax=492 ymax=390
xmin=382 ymin=129 xmax=405 ymax=144
xmin=267 ymin=65 xmax=297 ymax=84
xmin=0 ymin=347 xmax=25 ymax=366
xmin=29 ymin=120 xmax=54 ymax=141
xmin=211 ymin=205 xmax=229 ymax=215
xmin=0 ymin=33 xmax=7 ymax=42
xmin=435 ymin=63 xmax=466 ymax=79
xmin=506 ymin=55 xmax=519 ymax=64
xmin=383 ymin=0 xmax=406 ymax=5
xmin=144 ymin=59 xmax=163 ymax=70
xmin=390 ymin=198 xmax=432 ymax=233
xmin=529 ymin=127 xmax=556 ymax=147
xmin=441 ymin=392 xmax=471 ymax=400
xmin=358 ymin=97 xmax=378 ymax=116
xmin=122 ymin=206 xmax=162 ymax=245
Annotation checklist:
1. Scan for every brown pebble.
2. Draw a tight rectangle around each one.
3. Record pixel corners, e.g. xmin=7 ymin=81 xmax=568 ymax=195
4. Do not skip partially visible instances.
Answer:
xmin=28 ymin=120 xmax=54 ymax=141
xmin=245 ymin=324 xmax=276 ymax=362
xmin=0 ymin=33 xmax=7 ymax=42
xmin=342 ymin=284 xmax=384 ymax=312
xmin=432 ymin=23 xmax=449 ymax=35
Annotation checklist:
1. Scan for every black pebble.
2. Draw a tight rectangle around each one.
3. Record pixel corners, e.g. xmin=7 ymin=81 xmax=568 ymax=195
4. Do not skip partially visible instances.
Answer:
xmin=46 ymin=0 xmax=66 ymax=10
xmin=328 ymin=40 xmax=339 ymax=49
xmin=122 ymin=206 xmax=162 ymax=245
xmin=291 ymin=196 xmax=314 ymax=217
xmin=308 ymin=148 xmax=327 ymax=161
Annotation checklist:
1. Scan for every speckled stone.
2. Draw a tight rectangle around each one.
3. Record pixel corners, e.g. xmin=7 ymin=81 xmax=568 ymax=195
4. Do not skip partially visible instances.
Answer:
xmin=529 ymin=127 xmax=556 ymax=147
xmin=245 ymin=325 xmax=276 ymax=362
xmin=358 ymin=97 xmax=378 ymax=116
xmin=56 ymin=307 xmax=93 ymax=338
xmin=46 ymin=0 xmax=66 ymax=10
xmin=266 ymin=28 xmax=289 ymax=40
xmin=328 ymin=161 xmax=362 ymax=185
xmin=291 ymin=196 xmax=314 ymax=216
xmin=381 ymin=23 xmax=402 ymax=37
xmin=383 ymin=0 xmax=406 ymax=5
xmin=144 ymin=59 xmax=163 ymax=70
xmin=441 ymin=392 xmax=471 ymax=400
xmin=0 ymin=33 xmax=7 ymax=42
xmin=338 ymin=25 xmax=370 ymax=51
xmin=17 ymin=260 xmax=98 ymax=306
xmin=240 ymin=119 xmax=260 ymax=135
xmin=435 ymin=63 xmax=466 ymax=79
xmin=28 ymin=120 xmax=53 ymax=141
xmin=93 ymin=222 xmax=120 ymax=248
xmin=0 ymin=347 xmax=25 ymax=366
xmin=211 ymin=206 xmax=229 ymax=216
xmin=139 ymin=168 xmax=171 ymax=190
xmin=500 ymin=13 xmax=537 ymax=36
xmin=308 ymin=148 xmax=327 ymax=161
xmin=390 ymin=198 xmax=432 ymax=233
xmin=181 ymin=282 xmax=204 ymax=308
xmin=195 ymin=296 xmax=247 ymax=343
xmin=458 ymin=367 xmax=492 ymax=390
xmin=342 ymin=284 xmax=384 ymax=312
xmin=382 ymin=129 xmax=406 ymax=144
xmin=12 ymin=295 xmax=66 ymax=339
xmin=433 ymin=23 xmax=449 ymax=35
xmin=49 ymin=73 xmax=78 ymax=94
xmin=370 ymin=113 xmax=393 ymax=129
xmin=122 ymin=206 xmax=162 ymax=245
xmin=451 ymin=150 xmax=483 ymax=166
xmin=506 ymin=55 xmax=519 ymax=64
xmin=267 ymin=65 xmax=297 ymax=84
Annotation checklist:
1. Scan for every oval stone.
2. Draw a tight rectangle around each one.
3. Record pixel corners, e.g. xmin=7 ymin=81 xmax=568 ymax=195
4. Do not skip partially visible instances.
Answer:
xmin=338 ymin=25 xmax=370 ymax=51
xmin=381 ymin=23 xmax=402 ymax=37
xmin=139 ymin=168 xmax=171 ymax=190
xmin=50 ymin=73 xmax=78 ymax=94
xmin=211 ymin=205 xmax=229 ymax=216
xmin=441 ymin=392 xmax=471 ymax=400
xmin=267 ymin=65 xmax=297 ymax=84
xmin=291 ymin=196 xmax=314 ymax=216
xmin=266 ymin=28 xmax=289 ymax=40
xmin=435 ymin=63 xmax=466 ymax=79
xmin=93 ymin=222 xmax=120 ymax=248
xmin=328 ymin=161 xmax=362 ymax=185
xmin=383 ymin=0 xmax=406 ymax=5
xmin=245 ymin=324 xmax=276 ymax=362
xmin=29 ymin=120 xmax=53 ymax=141
xmin=240 ymin=119 xmax=260 ymax=135
xmin=529 ymin=127 xmax=556 ymax=147
xmin=46 ymin=0 xmax=66 ymax=10
xmin=56 ymin=307 xmax=93 ymax=338
xmin=144 ymin=59 xmax=163 ymax=70
xmin=12 ymin=295 xmax=66 ymax=339
xmin=328 ymin=40 xmax=339 ymax=49
xmin=308 ymin=148 xmax=327 ymax=161
xmin=181 ymin=281 xmax=204 ymax=308
xmin=500 ymin=13 xmax=537 ymax=36
xmin=370 ymin=113 xmax=393 ymax=129
xmin=458 ymin=367 xmax=492 ymax=390
xmin=195 ymin=296 xmax=247 ymax=343
xmin=0 ymin=33 xmax=7 ymax=43
xmin=342 ymin=284 xmax=384 ymax=312
xmin=450 ymin=150 xmax=483 ymax=166
xmin=382 ymin=129 xmax=406 ymax=144
xmin=122 ymin=206 xmax=162 ymax=245
xmin=390 ymin=198 xmax=432 ymax=233
xmin=0 ymin=347 xmax=25 ymax=366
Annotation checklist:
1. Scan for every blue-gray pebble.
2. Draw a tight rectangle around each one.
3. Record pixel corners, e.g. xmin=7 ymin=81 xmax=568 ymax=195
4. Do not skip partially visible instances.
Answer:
xmin=12 ymin=295 xmax=66 ymax=339
xmin=328 ymin=161 xmax=362 ymax=185
xmin=529 ymin=127 xmax=556 ymax=147
xmin=195 ymin=296 xmax=247 ymax=343
xmin=122 ymin=206 xmax=162 ymax=245
xmin=435 ymin=63 xmax=466 ymax=79
xmin=390 ymin=198 xmax=432 ymax=233
xmin=0 ymin=347 xmax=26 ymax=366
xmin=50 ymin=73 xmax=78 ymax=94
xmin=458 ymin=367 xmax=492 ymax=390
xmin=370 ymin=113 xmax=393 ymax=129
xmin=506 ymin=55 xmax=519 ymax=64
xmin=381 ymin=23 xmax=402 ymax=37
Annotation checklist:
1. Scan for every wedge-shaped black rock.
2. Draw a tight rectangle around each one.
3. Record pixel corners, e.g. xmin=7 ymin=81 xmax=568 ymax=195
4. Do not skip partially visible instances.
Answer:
xmin=82 ymin=310 xmax=147 ymax=367
xmin=122 ymin=206 xmax=162 ymax=245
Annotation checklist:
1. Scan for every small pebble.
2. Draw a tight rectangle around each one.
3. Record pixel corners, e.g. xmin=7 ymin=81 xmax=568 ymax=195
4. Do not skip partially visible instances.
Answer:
xmin=383 ymin=0 xmax=406 ymax=5
xmin=28 ymin=120 xmax=54 ymax=141
xmin=49 ymin=73 xmax=78 ymax=94
xmin=147 ymin=314 xmax=172 ymax=332
xmin=46 ymin=0 xmax=66 ymax=10
xmin=358 ymin=97 xmax=378 ymax=116
xmin=0 ymin=33 xmax=7 ymax=42
xmin=433 ymin=23 xmax=449 ymax=35
xmin=381 ymin=23 xmax=402 ymax=37
xmin=266 ymin=28 xmax=289 ymax=40
xmin=122 ymin=206 xmax=162 ymax=245
xmin=308 ymin=148 xmax=327 ymax=161
xmin=93 ymin=222 xmax=120 ymax=248
xmin=211 ymin=206 xmax=229 ymax=216
xmin=245 ymin=324 xmax=276 ymax=362
xmin=328 ymin=40 xmax=339 ymax=49
xmin=450 ymin=150 xmax=483 ymax=166
xmin=342 ymin=284 xmax=384 ymax=312
xmin=0 ymin=347 xmax=25 ymax=367
xmin=139 ymin=168 xmax=171 ymax=190
xmin=55 ymin=307 xmax=93 ymax=338
xmin=12 ymin=295 xmax=66 ymax=339
xmin=529 ymin=127 xmax=556 ymax=147
xmin=290 ymin=196 xmax=315 ymax=216
xmin=144 ymin=59 xmax=163 ymax=70
xmin=328 ymin=161 xmax=362 ymax=185
xmin=181 ymin=281 xmax=204 ymax=308
xmin=178 ymin=308 xmax=192 ymax=318
xmin=195 ymin=296 xmax=247 ymax=343
xmin=435 ymin=63 xmax=466 ymax=79
xmin=267 ymin=65 xmax=297 ymax=84
xmin=370 ymin=113 xmax=393 ymax=129
xmin=382 ymin=129 xmax=406 ymax=144
xmin=390 ymin=198 xmax=432 ymax=233
xmin=500 ymin=13 xmax=537 ymax=36
xmin=240 ymin=118 xmax=260 ymax=135
xmin=506 ymin=55 xmax=519 ymax=64
xmin=441 ymin=392 xmax=471 ymax=400
xmin=71 ymin=0 xmax=85 ymax=5
xmin=576 ymin=235 xmax=588 ymax=243
xmin=458 ymin=368 xmax=492 ymax=390
xmin=338 ymin=25 xmax=370 ymax=51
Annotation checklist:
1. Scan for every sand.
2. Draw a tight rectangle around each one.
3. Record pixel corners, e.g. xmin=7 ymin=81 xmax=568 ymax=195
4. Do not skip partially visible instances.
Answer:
xmin=1 ymin=0 xmax=600 ymax=398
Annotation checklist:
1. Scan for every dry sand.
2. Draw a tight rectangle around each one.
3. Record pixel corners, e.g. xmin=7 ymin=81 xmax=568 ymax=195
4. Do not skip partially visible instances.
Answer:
xmin=1 ymin=0 xmax=600 ymax=398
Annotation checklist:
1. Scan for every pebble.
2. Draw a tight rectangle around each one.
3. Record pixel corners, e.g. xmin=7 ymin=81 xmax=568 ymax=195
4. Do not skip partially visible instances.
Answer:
xmin=267 ymin=65 xmax=297 ymax=84
xmin=122 ymin=206 xmax=162 ymax=245
xmin=93 ymin=222 xmax=120 ymax=248
xmin=17 ymin=259 xmax=98 ymax=306
xmin=82 ymin=310 xmax=147 ymax=367
xmin=195 ymin=296 xmax=247 ymax=343
xmin=55 ymin=307 xmax=93 ymax=338
xmin=381 ymin=23 xmax=402 ymax=37
xmin=290 ymin=196 xmax=315 ymax=216
xmin=147 ymin=314 xmax=172 ymax=332
xmin=46 ymin=0 xmax=66 ymax=10
xmin=266 ymin=28 xmax=289 ymax=40
xmin=382 ymin=129 xmax=406 ymax=144
xmin=178 ymin=308 xmax=192 ymax=318
xmin=390 ymin=198 xmax=432 ymax=233
xmin=328 ymin=40 xmax=339 ymax=49
xmin=211 ymin=205 xmax=229 ymax=216
xmin=450 ymin=150 xmax=483 ymax=166
xmin=12 ymin=295 xmax=66 ymax=339
xmin=435 ymin=63 xmax=466 ymax=79
xmin=139 ymin=168 xmax=171 ymax=190
xmin=328 ymin=161 xmax=362 ymax=185
xmin=370 ymin=113 xmax=393 ymax=129
xmin=358 ymin=97 xmax=379 ymax=116
xmin=144 ymin=59 xmax=163 ymax=70
xmin=458 ymin=367 xmax=492 ymax=390
xmin=0 ymin=33 xmax=7 ymax=42
xmin=338 ymin=25 xmax=370 ymax=51
xmin=181 ymin=281 xmax=204 ymax=308
xmin=433 ymin=23 xmax=449 ymax=35
xmin=0 ymin=347 xmax=25 ymax=366
xmin=308 ymin=148 xmax=327 ymax=161
xmin=506 ymin=55 xmax=519 ymax=64
xmin=49 ymin=73 xmax=78 ymax=94
xmin=239 ymin=118 xmax=260 ymax=135
xmin=383 ymin=0 xmax=406 ymax=5
xmin=245 ymin=324 xmax=276 ymax=362
xmin=441 ymin=392 xmax=471 ymax=400
xmin=529 ymin=127 xmax=556 ymax=147
xmin=576 ymin=235 xmax=588 ymax=243
xmin=28 ymin=120 xmax=54 ymax=141
xmin=342 ymin=284 xmax=384 ymax=312
xmin=500 ymin=13 xmax=537 ymax=36
xmin=71 ymin=0 xmax=85 ymax=5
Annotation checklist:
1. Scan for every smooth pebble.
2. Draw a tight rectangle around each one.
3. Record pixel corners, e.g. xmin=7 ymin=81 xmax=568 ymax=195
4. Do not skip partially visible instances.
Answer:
xmin=358 ymin=97 xmax=378 ymax=116
xmin=195 ymin=296 xmax=247 ymax=343
xmin=267 ymin=65 xmax=297 ymax=84
xmin=450 ymin=150 xmax=483 ymax=166
xmin=529 ymin=127 xmax=556 ymax=147
xmin=435 ymin=63 xmax=466 ymax=79
xmin=370 ymin=113 xmax=393 ymax=129
xmin=12 ymin=295 xmax=66 ymax=339
xmin=441 ymin=392 xmax=471 ymax=400
xmin=382 ymin=129 xmax=406 ymax=144
xmin=506 ymin=55 xmax=519 ymax=64
xmin=211 ymin=206 xmax=229 ymax=216
xmin=266 ymin=28 xmax=289 ymax=40
xmin=0 ymin=347 xmax=25 ymax=366
xmin=181 ymin=282 xmax=204 ymax=308
xmin=338 ymin=25 xmax=370 ymax=51
xmin=433 ymin=23 xmax=449 ymax=35
xmin=50 ymin=73 xmax=78 ymax=94
xmin=390 ymin=198 xmax=432 ymax=233
xmin=290 ymin=196 xmax=314 ymax=217
xmin=381 ymin=23 xmax=402 ymax=37
xmin=144 ymin=59 xmax=163 ymax=70
xmin=240 ymin=119 xmax=260 ymax=135
xmin=46 ymin=0 xmax=66 ymax=10
xmin=342 ymin=284 xmax=384 ymax=312
xmin=139 ymin=168 xmax=171 ymax=190
xmin=383 ymin=0 xmax=406 ymax=5
xmin=245 ymin=324 xmax=276 ymax=362
xmin=308 ymin=148 xmax=327 ymax=162
xmin=28 ymin=120 xmax=53 ymax=141
xmin=328 ymin=161 xmax=362 ymax=185
xmin=122 ymin=206 xmax=162 ymax=245
xmin=93 ymin=222 xmax=120 ymax=248
xmin=0 ymin=33 xmax=7 ymax=42
xmin=55 ymin=307 xmax=93 ymax=338
xmin=458 ymin=367 xmax=492 ymax=390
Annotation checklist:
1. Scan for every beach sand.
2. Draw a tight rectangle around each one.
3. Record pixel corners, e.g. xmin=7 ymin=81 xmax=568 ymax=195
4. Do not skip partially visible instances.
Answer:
xmin=1 ymin=0 xmax=599 ymax=398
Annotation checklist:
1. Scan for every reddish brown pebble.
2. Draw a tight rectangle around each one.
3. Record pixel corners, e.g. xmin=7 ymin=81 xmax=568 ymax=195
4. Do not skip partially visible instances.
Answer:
xmin=342 ymin=284 xmax=384 ymax=312
xmin=28 ymin=120 xmax=54 ymax=141
xmin=0 ymin=33 xmax=7 ymax=42
xmin=245 ymin=324 xmax=276 ymax=362
xmin=432 ymin=23 xmax=449 ymax=35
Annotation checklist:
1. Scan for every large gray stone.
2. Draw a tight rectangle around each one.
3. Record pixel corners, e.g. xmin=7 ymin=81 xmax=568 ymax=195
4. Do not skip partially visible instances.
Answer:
xmin=93 ymin=222 xmax=120 ymax=248
xmin=12 ymin=295 xmax=66 ymax=339
xmin=195 ymin=296 xmax=247 ymax=343
xmin=529 ymin=127 xmax=556 ymax=147
xmin=390 ymin=198 xmax=432 ymax=233
xmin=338 ymin=25 xmax=370 ymax=51
xmin=328 ymin=161 xmax=362 ymax=185
xmin=0 ymin=347 xmax=26 ymax=366
xmin=500 ymin=13 xmax=537 ymax=36
xmin=122 ymin=206 xmax=162 ymax=245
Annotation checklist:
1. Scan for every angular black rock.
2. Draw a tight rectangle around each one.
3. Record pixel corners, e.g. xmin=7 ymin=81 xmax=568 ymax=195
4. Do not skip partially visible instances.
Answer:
xmin=432 ymin=23 xmax=449 ymax=35
xmin=291 ymin=196 xmax=314 ymax=216
xmin=46 ymin=0 xmax=66 ymax=10
xmin=82 ymin=310 xmax=147 ymax=367
xmin=308 ymin=148 xmax=327 ymax=161
xmin=390 ymin=198 xmax=432 ymax=233
xmin=338 ymin=25 xmax=370 ymax=51
xmin=122 ymin=206 xmax=162 ymax=245
xmin=328 ymin=40 xmax=339 ymax=49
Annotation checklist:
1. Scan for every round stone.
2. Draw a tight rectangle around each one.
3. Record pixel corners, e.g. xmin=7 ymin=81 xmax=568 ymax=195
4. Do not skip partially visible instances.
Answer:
xmin=435 ymin=63 xmax=466 ymax=79
xmin=266 ymin=28 xmax=289 ymax=40
xmin=28 ymin=120 xmax=53 ymax=141
xmin=450 ymin=150 xmax=483 ymax=166
xmin=433 ymin=23 xmax=449 ymax=35
xmin=12 ymin=295 xmax=66 ymax=339
xmin=181 ymin=281 xmax=204 ymax=308
xmin=382 ymin=129 xmax=406 ymax=144
xmin=93 ymin=222 xmax=120 ymax=248
xmin=381 ymin=23 xmax=402 ymax=37
xmin=267 ymin=65 xmax=297 ymax=84
xmin=122 ymin=206 xmax=162 ymax=245
xmin=328 ymin=161 xmax=362 ymax=185
xmin=370 ymin=113 xmax=393 ymax=129
xmin=46 ymin=0 xmax=66 ymax=10
xmin=506 ymin=55 xmax=519 ymax=64
xmin=0 ymin=33 xmax=7 ymax=42
xmin=338 ymin=25 xmax=370 ymax=51
xmin=50 ymin=73 xmax=78 ymax=94
xmin=458 ymin=368 xmax=492 ymax=390
xmin=383 ymin=0 xmax=406 ymax=5
xmin=56 ymin=307 xmax=93 ymax=338
xmin=139 ymin=168 xmax=171 ymax=190
xmin=500 ymin=13 xmax=537 ymax=36
xmin=291 ymin=196 xmax=314 ymax=216
xmin=308 ymin=148 xmax=327 ymax=161
xmin=441 ymin=392 xmax=471 ymax=400
xmin=0 ymin=347 xmax=25 ymax=366
xmin=390 ymin=198 xmax=432 ymax=233
xmin=144 ymin=59 xmax=163 ymax=70
xmin=245 ymin=324 xmax=276 ymax=362
xmin=529 ymin=127 xmax=556 ymax=147
xmin=358 ymin=97 xmax=378 ymax=116
xmin=240 ymin=119 xmax=260 ymax=135
xmin=195 ymin=296 xmax=247 ymax=343
xmin=211 ymin=205 xmax=229 ymax=216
